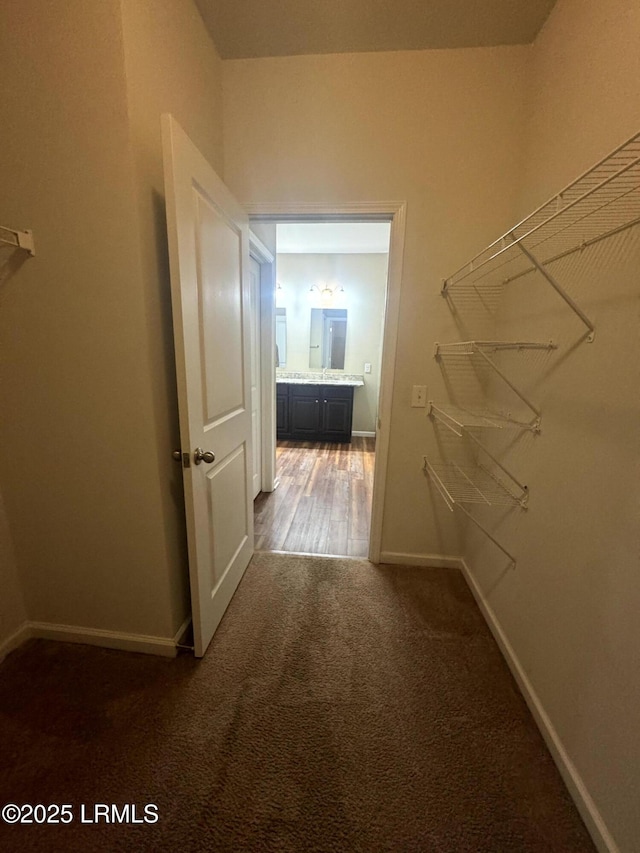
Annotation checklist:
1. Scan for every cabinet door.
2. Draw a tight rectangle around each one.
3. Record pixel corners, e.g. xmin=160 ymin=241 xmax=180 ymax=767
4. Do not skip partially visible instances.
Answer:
xmin=321 ymin=397 xmax=351 ymax=439
xmin=290 ymin=385 xmax=322 ymax=437
xmin=320 ymin=385 xmax=354 ymax=441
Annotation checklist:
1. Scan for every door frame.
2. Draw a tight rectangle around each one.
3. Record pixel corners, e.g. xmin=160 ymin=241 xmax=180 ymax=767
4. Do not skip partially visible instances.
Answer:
xmin=249 ymin=230 xmax=277 ymax=493
xmin=246 ymin=201 xmax=407 ymax=563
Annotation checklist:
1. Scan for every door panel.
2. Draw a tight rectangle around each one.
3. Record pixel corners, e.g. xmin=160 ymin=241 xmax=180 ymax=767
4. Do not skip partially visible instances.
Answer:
xmin=197 ymin=193 xmax=244 ymax=421
xmin=162 ymin=114 xmax=253 ymax=657
xmin=208 ymin=445 xmax=249 ymax=584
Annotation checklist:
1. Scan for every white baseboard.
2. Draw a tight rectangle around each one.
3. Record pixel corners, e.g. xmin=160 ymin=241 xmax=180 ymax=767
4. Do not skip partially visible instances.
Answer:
xmin=352 ymin=430 xmax=376 ymax=438
xmin=28 ymin=621 xmax=179 ymax=658
xmin=0 ymin=615 xmax=194 ymax=661
xmin=0 ymin=621 xmax=32 ymax=663
xmin=379 ymin=551 xmax=464 ymax=569
xmin=460 ymin=559 xmax=618 ymax=853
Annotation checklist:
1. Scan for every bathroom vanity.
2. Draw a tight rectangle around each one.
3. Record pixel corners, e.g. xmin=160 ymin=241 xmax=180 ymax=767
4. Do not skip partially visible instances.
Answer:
xmin=276 ymin=373 xmax=364 ymax=443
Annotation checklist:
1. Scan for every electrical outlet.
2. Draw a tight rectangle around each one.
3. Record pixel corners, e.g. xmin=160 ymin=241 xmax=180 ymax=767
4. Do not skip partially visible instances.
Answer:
xmin=411 ymin=385 xmax=427 ymax=407
xmin=364 ymin=362 xmax=372 ymax=374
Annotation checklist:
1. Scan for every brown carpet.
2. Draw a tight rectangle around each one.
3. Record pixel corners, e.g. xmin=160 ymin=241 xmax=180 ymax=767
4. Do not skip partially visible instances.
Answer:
xmin=0 ymin=553 xmax=594 ymax=852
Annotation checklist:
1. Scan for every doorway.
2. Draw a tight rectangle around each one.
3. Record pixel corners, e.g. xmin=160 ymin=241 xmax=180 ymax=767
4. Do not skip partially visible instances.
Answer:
xmin=251 ymin=217 xmax=398 ymax=558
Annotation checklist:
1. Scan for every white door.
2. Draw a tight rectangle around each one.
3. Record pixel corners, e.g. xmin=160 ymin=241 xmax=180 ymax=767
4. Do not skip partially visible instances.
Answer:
xmin=249 ymin=255 xmax=262 ymax=498
xmin=162 ymin=114 xmax=253 ymax=657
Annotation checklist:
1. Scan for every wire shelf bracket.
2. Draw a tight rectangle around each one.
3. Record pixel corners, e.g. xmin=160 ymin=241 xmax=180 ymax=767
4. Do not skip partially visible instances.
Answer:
xmin=513 ymin=238 xmax=595 ymax=342
xmin=434 ymin=340 xmax=556 ymax=429
xmin=0 ymin=225 xmax=36 ymax=257
xmin=441 ymin=130 xmax=640 ymax=342
xmin=423 ymin=456 xmax=520 ymax=568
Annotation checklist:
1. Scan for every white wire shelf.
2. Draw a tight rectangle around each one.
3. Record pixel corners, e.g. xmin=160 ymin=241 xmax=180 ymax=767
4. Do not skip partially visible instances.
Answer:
xmin=428 ymin=402 xmax=535 ymax=433
xmin=428 ymin=402 xmax=531 ymax=495
xmin=423 ymin=458 xmax=527 ymax=510
xmin=423 ymin=457 xmax=523 ymax=568
xmin=434 ymin=340 xmax=556 ymax=356
xmin=441 ymin=130 xmax=640 ymax=341
xmin=433 ymin=340 xmax=556 ymax=426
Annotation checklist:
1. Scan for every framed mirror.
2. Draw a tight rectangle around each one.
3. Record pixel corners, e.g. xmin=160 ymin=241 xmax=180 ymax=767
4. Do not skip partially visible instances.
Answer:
xmin=309 ymin=308 xmax=347 ymax=370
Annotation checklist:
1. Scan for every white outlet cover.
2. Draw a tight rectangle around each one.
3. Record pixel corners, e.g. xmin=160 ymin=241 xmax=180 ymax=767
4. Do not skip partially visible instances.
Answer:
xmin=411 ymin=385 xmax=427 ymax=407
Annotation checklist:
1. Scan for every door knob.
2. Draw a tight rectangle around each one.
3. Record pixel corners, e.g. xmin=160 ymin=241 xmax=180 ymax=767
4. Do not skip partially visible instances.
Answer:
xmin=194 ymin=447 xmax=215 ymax=465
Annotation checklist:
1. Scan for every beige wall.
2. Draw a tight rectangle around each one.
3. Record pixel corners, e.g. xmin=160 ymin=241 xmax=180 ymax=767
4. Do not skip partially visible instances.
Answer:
xmin=276 ymin=253 xmax=388 ymax=432
xmin=0 ymin=0 xmax=225 ymax=642
xmin=223 ymin=47 xmax=529 ymax=557
xmin=520 ymin=0 xmax=640 ymax=212
xmin=0 ymin=487 xmax=26 ymax=653
xmin=119 ymin=0 xmax=226 ymax=634
xmin=464 ymin=1 xmax=640 ymax=850
xmin=0 ymin=0 xmax=176 ymax=638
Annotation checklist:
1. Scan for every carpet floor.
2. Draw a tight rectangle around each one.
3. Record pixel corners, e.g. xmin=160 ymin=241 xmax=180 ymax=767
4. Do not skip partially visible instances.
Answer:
xmin=0 ymin=553 xmax=595 ymax=852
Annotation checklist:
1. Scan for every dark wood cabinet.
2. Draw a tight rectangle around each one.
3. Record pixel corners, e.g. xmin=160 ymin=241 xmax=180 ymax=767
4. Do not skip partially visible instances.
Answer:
xmin=277 ymin=383 xmax=354 ymax=443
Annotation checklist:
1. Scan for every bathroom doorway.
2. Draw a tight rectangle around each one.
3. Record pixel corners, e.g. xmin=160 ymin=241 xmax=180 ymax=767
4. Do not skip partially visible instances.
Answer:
xmin=252 ymin=219 xmax=393 ymax=557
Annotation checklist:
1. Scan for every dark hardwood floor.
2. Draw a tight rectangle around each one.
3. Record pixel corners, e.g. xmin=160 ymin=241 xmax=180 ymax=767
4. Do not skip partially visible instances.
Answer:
xmin=254 ymin=437 xmax=375 ymax=557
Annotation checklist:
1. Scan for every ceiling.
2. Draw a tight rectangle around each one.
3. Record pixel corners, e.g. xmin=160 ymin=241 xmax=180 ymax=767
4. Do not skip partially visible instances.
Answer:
xmin=277 ymin=223 xmax=391 ymax=254
xmin=195 ymin=0 xmax=557 ymax=60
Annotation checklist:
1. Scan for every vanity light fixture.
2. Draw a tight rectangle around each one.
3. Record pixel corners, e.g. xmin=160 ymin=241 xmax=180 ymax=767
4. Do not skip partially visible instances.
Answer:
xmin=308 ymin=283 xmax=346 ymax=307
